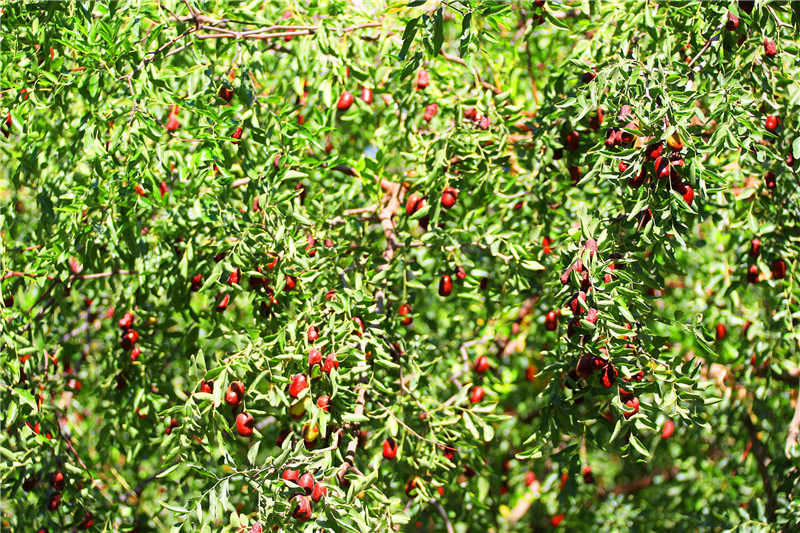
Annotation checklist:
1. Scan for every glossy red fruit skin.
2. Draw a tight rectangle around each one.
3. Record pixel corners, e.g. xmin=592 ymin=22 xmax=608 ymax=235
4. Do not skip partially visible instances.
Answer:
xmin=51 ymin=471 xmax=65 ymax=490
xmin=550 ymin=513 xmax=565 ymax=527
xmin=764 ymin=171 xmax=776 ymax=189
xmin=308 ymin=348 xmax=323 ymax=368
xmin=121 ymin=329 xmax=139 ymax=350
xmin=423 ymin=103 xmax=439 ymax=121
xmin=48 ymin=492 xmax=61 ymax=511
xmin=682 ymin=185 xmax=694 ymax=205
xmin=289 ymin=374 xmax=309 ymax=398
xmin=469 ymin=385 xmax=485 ymax=403
xmin=654 ymin=156 xmax=670 ymax=179
xmin=191 ymin=273 xmax=203 ymax=291
xmin=582 ymin=465 xmax=594 ymax=484
xmin=216 ymin=293 xmax=230 ymax=311
xmin=750 ymin=238 xmax=761 ymax=257
xmin=360 ymin=86 xmax=373 ymax=104
xmin=316 ymin=395 xmax=330 ymax=412
xmin=564 ymin=130 xmax=580 ymax=151
xmin=225 ymin=381 xmax=244 ymax=407
xmin=415 ymin=69 xmax=430 ymax=90
xmin=440 ymin=186 xmax=458 ymax=208
xmin=322 ymin=353 xmax=339 ymax=374
xmin=337 ymin=90 xmax=354 ymax=111
xmin=405 ymin=193 xmax=425 ymax=216
xmin=716 ymin=323 xmax=727 ymax=341
xmin=771 ymin=259 xmax=786 ymax=279
xmin=118 ymin=312 xmax=135 ymax=330
xmin=747 ymin=264 xmax=759 ymax=284
xmin=463 ymin=107 xmax=477 ymax=120
xmin=474 ymin=355 xmax=490 ymax=374
xmin=455 ymin=266 xmax=467 ymax=280
xmin=219 ymin=86 xmax=234 ymax=102
xmin=76 ymin=512 xmax=94 ymax=530
xmin=398 ymin=303 xmax=412 ymax=326
xmin=726 ymin=11 xmax=739 ymax=31
xmin=545 ymin=310 xmax=558 ymax=331
xmin=438 ymin=274 xmax=453 ymax=297
xmin=600 ymin=363 xmax=617 ymax=388
xmin=383 ymin=438 xmax=398 ymax=459
xmin=307 ymin=325 xmax=319 ymax=343
xmin=623 ymin=397 xmax=640 ymax=419
xmin=568 ymin=166 xmax=581 ymax=183
xmin=130 ymin=346 xmax=141 ymax=361
xmin=588 ymin=108 xmax=604 ymax=130
xmin=478 ymin=116 xmax=490 ymax=130
xmin=311 ymin=482 xmax=327 ymax=502
xmin=291 ymin=494 xmax=313 ymax=521
xmin=765 ymin=115 xmax=779 ymax=132
xmin=662 ymin=419 xmax=675 ymax=439
xmin=645 ymin=142 xmax=663 ymax=160
xmin=763 ymin=38 xmax=777 ymax=58
xmin=165 ymin=114 xmax=180 ymax=132
xmin=297 ymin=472 xmax=315 ymax=494
xmin=282 ymin=469 xmax=299 ymax=482
xmin=236 ymin=412 xmax=255 ymax=436
xmin=200 ymin=380 xmax=213 ymax=394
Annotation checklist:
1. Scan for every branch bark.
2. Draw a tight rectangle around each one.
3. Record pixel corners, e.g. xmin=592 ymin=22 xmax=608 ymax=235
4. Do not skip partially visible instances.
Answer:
xmin=742 ymin=413 xmax=777 ymax=521
xmin=786 ymin=391 xmax=800 ymax=458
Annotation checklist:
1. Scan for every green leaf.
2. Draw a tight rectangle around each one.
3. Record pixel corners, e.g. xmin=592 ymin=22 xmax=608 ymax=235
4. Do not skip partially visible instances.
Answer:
xmin=399 ymin=17 xmax=420 ymax=60
xmin=629 ymin=433 xmax=651 ymax=458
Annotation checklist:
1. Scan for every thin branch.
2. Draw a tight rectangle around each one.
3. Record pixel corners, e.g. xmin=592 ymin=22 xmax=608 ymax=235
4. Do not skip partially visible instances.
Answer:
xmin=337 ymin=384 xmax=368 ymax=485
xmin=742 ymin=413 xmax=777 ymax=521
xmin=343 ymin=205 xmax=378 ymax=217
xmin=429 ymin=500 xmax=454 ymax=533
xmin=687 ymin=23 xmax=723 ymax=69
xmin=506 ymin=480 xmax=540 ymax=524
xmin=440 ymin=50 xmax=502 ymax=94
xmin=56 ymin=415 xmax=89 ymax=471
xmin=786 ymin=388 xmax=800 ymax=458
xmin=376 ymin=401 xmax=446 ymax=449
xmin=377 ymin=179 xmax=408 ymax=268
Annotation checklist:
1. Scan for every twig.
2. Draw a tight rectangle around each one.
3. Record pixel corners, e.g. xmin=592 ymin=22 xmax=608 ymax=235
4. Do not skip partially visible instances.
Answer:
xmin=429 ymin=500 xmax=454 ymax=533
xmin=687 ymin=23 xmax=723 ymax=69
xmin=506 ymin=479 xmax=541 ymax=524
xmin=377 ymin=179 xmax=408 ymax=267
xmin=376 ymin=401 xmax=446 ymax=449
xmin=337 ymin=384 xmax=368 ymax=485
xmin=440 ymin=50 xmax=501 ymax=94
xmin=1 ymin=271 xmax=39 ymax=280
xmin=196 ymin=22 xmax=382 ymax=41
xmin=343 ymin=205 xmax=378 ymax=216
xmin=786 ymin=388 xmax=800 ymax=458
xmin=742 ymin=413 xmax=777 ymax=521
xmin=56 ymin=416 xmax=89 ymax=471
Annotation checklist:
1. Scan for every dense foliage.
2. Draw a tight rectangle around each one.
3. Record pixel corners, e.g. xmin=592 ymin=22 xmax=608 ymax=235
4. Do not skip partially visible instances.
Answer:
xmin=2 ymin=1 xmax=800 ymax=531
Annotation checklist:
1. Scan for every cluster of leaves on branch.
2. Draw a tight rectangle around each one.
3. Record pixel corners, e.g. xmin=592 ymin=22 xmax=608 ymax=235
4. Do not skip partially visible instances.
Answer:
xmin=2 ymin=0 xmax=800 ymax=531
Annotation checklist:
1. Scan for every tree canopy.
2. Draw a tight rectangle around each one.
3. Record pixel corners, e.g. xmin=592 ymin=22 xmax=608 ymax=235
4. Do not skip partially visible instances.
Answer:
xmin=1 ymin=1 xmax=800 ymax=532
